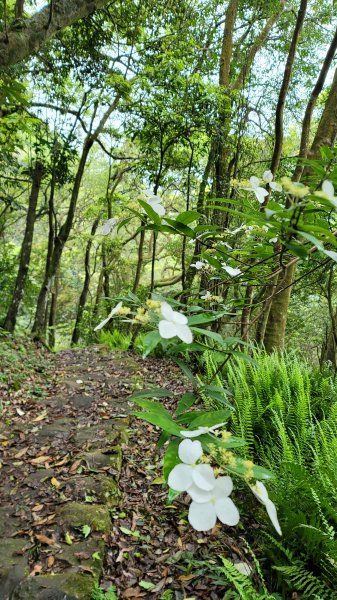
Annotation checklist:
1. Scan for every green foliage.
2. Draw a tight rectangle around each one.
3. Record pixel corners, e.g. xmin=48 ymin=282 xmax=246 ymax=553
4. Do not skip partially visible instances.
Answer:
xmin=90 ymin=583 xmax=118 ymax=600
xmin=98 ymin=329 xmax=132 ymax=351
xmin=222 ymin=351 xmax=337 ymax=596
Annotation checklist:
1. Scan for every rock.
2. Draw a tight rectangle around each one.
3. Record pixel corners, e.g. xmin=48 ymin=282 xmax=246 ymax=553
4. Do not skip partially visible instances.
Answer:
xmin=70 ymin=395 xmax=96 ymax=410
xmin=0 ymin=539 xmax=29 ymax=600
xmin=74 ymin=423 xmax=119 ymax=449
xmin=61 ymin=474 xmax=121 ymax=506
xmin=56 ymin=537 xmax=105 ymax=577
xmin=10 ymin=573 xmax=94 ymax=600
xmin=80 ymin=447 xmax=122 ymax=472
xmin=56 ymin=503 xmax=111 ymax=533
xmin=0 ymin=507 xmax=20 ymax=536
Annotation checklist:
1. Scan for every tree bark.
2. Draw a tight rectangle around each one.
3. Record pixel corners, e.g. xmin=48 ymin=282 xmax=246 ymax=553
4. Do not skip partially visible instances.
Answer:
xmin=3 ymin=160 xmax=43 ymax=332
xmin=71 ymin=216 xmax=100 ymax=345
xmin=0 ymin=0 xmax=112 ymax=69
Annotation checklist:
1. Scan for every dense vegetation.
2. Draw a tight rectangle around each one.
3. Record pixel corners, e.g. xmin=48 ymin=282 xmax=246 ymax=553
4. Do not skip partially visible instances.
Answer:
xmin=2 ymin=0 xmax=337 ymax=597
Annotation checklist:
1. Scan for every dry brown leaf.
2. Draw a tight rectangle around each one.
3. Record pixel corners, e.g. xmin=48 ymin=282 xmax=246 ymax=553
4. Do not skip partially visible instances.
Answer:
xmin=32 ymin=504 xmax=44 ymax=512
xmin=14 ymin=447 xmax=28 ymax=459
xmin=30 ymin=456 xmax=52 ymax=465
xmin=29 ymin=563 xmax=43 ymax=577
xmin=47 ymin=556 xmax=55 ymax=568
xmin=32 ymin=411 xmax=48 ymax=422
xmin=69 ymin=459 xmax=81 ymax=473
xmin=35 ymin=534 xmax=57 ymax=546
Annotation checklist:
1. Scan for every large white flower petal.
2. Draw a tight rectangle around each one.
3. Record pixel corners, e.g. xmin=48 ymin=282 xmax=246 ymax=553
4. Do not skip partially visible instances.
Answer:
xmin=255 ymin=187 xmax=269 ymax=204
xmin=213 ymin=476 xmax=233 ymax=498
xmin=265 ymin=498 xmax=282 ymax=536
xmin=263 ymin=170 xmax=273 ymax=183
xmin=250 ymin=176 xmax=260 ymax=189
xmin=251 ymin=480 xmax=269 ymax=504
xmin=158 ymin=319 xmax=176 ymax=339
xmin=168 ymin=464 xmax=193 ymax=491
xmin=188 ymin=484 xmax=213 ymax=503
xmin=180 ymin=429 xmax=204 ymax=438
xmin=94 ymin=302 xmax=122 ymax=331
xmin=192 ymin=464 xmax=215 ymax=491
xmin=215 ymin=497 xmax=240 ymax=526
xmin=160 ymin=302 xmax=175 ymax=321
xmin=176 ymin=324 xmax=193 ymax=344
xmin=150 ymin=201 xmax=165 ymax=216
xmin=172 ymin=311 xmax=188 ymax=325
xmin=188 ymin=501 xmax=217 ymax=531
xmin=222 ymin=264 xmax=242 ymax=277
xmin=322 ymin=180 xmax=334 ymax=199
xmin=234 ymin=561 xmax=252 ymax=576
xmin=100 ymin=218 xmax=118 ymax=235
xmin=178 ymin=439 xmax=203 ymax=464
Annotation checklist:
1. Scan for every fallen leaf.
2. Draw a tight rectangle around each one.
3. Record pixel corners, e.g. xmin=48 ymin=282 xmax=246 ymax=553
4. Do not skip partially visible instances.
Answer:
xmin=69 ymin=459 xmax=81 ymax=473
xmin=16 ymin=408 xmax=25 ymax=417
xmin=50 ymin=477 xmax=61 ymax=489
xmin=30 ymin=455 xmax=52 ymax=465
xmin=47 ymin=556 xmax=55 ymax=568
xmin=29 ymin=563 xmax=43 ymax=577
xmin=35 ymin=534 xmax=56 ymax=546
xmin=74 ymin=551 xmax=90 ymax=560
xmin=65 ymin=532 xmax=73 ymax=545
xmin=32 ymin=504 xmax=44 ymax=512
xmin=14 ymin=447 xmax=28 ymax=459
xmin=32 ymin=411 xmax=48 ymax=422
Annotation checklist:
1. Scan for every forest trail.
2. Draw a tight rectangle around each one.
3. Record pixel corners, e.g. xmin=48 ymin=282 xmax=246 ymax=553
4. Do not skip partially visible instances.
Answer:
xmin=0 ymin=344 xmax=242 ymax=599
xmin=0 ymin=346 xmax=142 ymax=599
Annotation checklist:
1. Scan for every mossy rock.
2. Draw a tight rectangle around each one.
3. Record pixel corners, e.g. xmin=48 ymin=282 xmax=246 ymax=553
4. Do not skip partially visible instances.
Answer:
xmin=0 ymin=539 xmax=29 ymax=600
xmin=11 ymin=572 xmax=94 ymax=600
xmin=56 ymin=537 xmax=105 ymax=577
xmin=62 ymin=474 xmax=121 ymax=506
xmin=57 ymin=502 xmax=111 ymax=533
xmin=80 ymin=447 xmax=122 ymax=472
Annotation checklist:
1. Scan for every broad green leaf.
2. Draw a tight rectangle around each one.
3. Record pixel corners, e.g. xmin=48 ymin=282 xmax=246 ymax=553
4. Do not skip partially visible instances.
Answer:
xmin=132 ymin=411 xmax=182 ymax=436
xmin=163 ymin=439 xmax=180 ymax=481
xmin=142 ymin=330 xmax=162 ymax=358
xmin=157 ymin=430 xmax=171 ymax=449
xmin=173 ymin=358 xmax=197 ymax=385
xmin=188 ymin=409 xmax=231 ymax=428
xmin=200 ymin=433 xmax=246 ymax=450
xmin=138 ymin=199 xmax=161 ymax=225
xmin=188 ymin=312 xmax=227 ymax=325
xmin=131 ymin=397 xmax=171 ymax=417
xmin=176 ymin=392 xmax=197 ymax=416
xmin=130 ymin=388 xmax=173 ymax=399
xmin=176 ymin=210 xmax=202 ymax=224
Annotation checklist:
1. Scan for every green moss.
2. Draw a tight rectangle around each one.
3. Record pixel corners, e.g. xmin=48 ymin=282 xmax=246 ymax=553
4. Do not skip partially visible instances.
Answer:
xmin=57 ymin=503 xmax=112 ymax=533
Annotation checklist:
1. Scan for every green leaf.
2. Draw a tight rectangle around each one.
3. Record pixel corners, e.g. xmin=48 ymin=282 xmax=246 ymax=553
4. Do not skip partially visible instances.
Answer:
xmin=188 ymin=409 xmax=231 ymax=428
xmin=139 ymin=581 xmax=155 ymax=590
xmin=200 ymin=433 xmax=246 ymax=450
xmin=176 ymin=392 xmax=197 ymax=416
xmin=173 ymin=358 xmax=197 ymax=385
xmin=163 ymin=439 xmax=180 ymax=481
xmin=131 ymin=397 xmax=171 ymax=417
xmin=176 ymin=210 xmax=202 ymax=224
xmin=120 ymin=527 xmax=141 ymax=537
xmin=82 ymin=525 xmax=91 ymax=539
xmin=92 ymin=552 xmax=101 ymax=561
xmin=323 ymin=249 xmax=337 ymax=262
xmin=138 ymin=199 xmax=161 ymax=224
xmin=157 ymin=430 xmax=171 ymax=449
xmin=132 ymin=411 xmax=182 ymax=436
xmin=142 ymin=330 xmax=162 ymax=358
xmin=188 ymin=312 xmax=227 ymax=325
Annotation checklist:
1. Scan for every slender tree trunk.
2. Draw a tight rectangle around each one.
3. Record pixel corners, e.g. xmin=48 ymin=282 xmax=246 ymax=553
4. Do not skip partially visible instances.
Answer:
xmin=32 ymin=96 xmax=120 ymax=340
xmin=48 ymin=267 xmax=60 ymax=349
xmin=132 ymin=225 xmax=145 ymax=294
xmin=71 ymin=216 xmax=100 ymax=345
xmin=3 ymin=161 xmax=44 ymax=332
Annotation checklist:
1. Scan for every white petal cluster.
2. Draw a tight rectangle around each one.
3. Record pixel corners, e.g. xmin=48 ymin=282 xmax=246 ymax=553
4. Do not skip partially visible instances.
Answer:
xmin=158 ymin=302 xmax=193 ymax=344
xmin=94 ymin=302 xmax=123 ymax=331
xmin=180 ymin=422 xmax=226 ymax=438
xmin=190 ymin=260 xmax=210 ymax=270
xmin=168 ymin=440 xmax=239 ymax=532
xmin=222 ymin=263 xmax=242 ymax=277
xmin=242 ymin=171 xmax=282 ymax=204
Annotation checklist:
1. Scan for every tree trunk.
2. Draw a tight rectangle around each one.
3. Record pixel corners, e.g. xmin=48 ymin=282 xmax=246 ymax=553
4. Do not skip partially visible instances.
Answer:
xmin=263 ymin=263 xmax=296 ymax=353
xmin=48 ymin=268 xmax=60 ymax=349
xmin=71 ymin=216 xmax=100 ymax=345
xmin=132 ymin=225 xmax=145 ymax=294
xmin=3 ymin=161 xmax=43 ymax=332
xmin=32 ymin=97 xmax=120 ymax=340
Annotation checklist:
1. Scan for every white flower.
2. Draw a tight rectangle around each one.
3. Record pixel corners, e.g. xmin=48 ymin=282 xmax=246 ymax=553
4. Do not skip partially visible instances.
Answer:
xmin=250 ymin=480 xmax=282 ymax=535
xmin=144 ymin=191 xmax=165 ymax=216
xmin=188 ymin=476 xmax=240 ymax=531
xmin=228 ymin=225 xmax=245 ymax=235
xmin=99 ymin=218 xmax=118 ymax=235
xmin=190 ymin=261 xmax=208 ymax=270
xmin=263 ymin=170 xmax=282 ymax=192
xmin=222 ymin=263 xmax=242 ymax=277
xmin=316 ymin=180 xmax=337 ymax=208
xmin=243 ymin=176 xmax=268 ymax=204
xmin=158 ymin=302 xmax=193 ymax=344
xmin=180 ymin=422 xmax=226 ymax=438
xmin=168 ymin=439 xmax=215 ymax=496
xmin=94 ymin=302 xmax=123 ymax=331
xmin=200 ymin=291 xmax=212 ymax=300
xmin=269 ymin=237 xmax=278 ymax=244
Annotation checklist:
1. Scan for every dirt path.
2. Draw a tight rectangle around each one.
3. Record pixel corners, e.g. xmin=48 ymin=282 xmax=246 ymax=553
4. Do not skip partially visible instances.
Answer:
xmin=0 ymin=343 xmax=247 ymax=600
xmin=0 ymin=346 xmax=144 ymax=599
